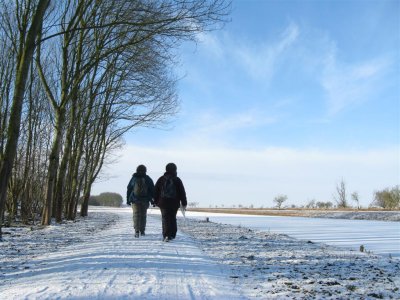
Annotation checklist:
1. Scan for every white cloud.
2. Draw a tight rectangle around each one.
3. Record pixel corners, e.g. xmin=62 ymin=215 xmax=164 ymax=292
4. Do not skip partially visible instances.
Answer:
xmin=195 ymin=23 xmax=299 ymax=83
xmin=321 ymin=55 xmax=390 ymax=115
xmin=193 ymin=22 xmax=393 ymax=118
xmin=163 ymin=110 xmax=278 ymax=148
xmin=93 ymin=144 xmax=399 ymax=208
xmin=194 ymin=110 xmax=276 ymax=134
xmin=196 ymin=32 xmax=225 ymax=59
xmin=234 ymin=22 xmax=299 ymax=82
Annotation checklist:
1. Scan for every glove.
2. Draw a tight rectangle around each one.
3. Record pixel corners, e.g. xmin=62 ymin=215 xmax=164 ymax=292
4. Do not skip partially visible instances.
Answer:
xmin=127 ymin=202 xmax=131 ymax=206
xmin=182 ymin=205 xmax=187 ymax=211
xmin=150 ymin=200 xmax=156 ymax=207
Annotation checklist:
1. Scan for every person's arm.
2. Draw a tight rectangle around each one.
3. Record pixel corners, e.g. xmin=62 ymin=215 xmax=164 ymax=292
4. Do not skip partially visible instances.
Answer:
xmin=177 ymin=177 xmax=187 ymax=208
xmin=154 ymin=177 xmax=161 ymax=206
xmin=127 ymin=177 xmax=135 ymax=205
xmin=147 ymin=176 xmax=155 ymax=206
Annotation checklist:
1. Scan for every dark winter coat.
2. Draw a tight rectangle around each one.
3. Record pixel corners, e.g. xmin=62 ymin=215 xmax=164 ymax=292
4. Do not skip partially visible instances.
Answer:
xmin=127 ymin=173 xmax=155 ymax=205
xmin=154 ymin=172 xmax=187 ymax=209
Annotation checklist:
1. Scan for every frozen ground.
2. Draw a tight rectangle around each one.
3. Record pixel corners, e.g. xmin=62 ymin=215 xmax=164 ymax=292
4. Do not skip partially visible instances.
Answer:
xmin=1 ymin=207 xmax=399 ymax=299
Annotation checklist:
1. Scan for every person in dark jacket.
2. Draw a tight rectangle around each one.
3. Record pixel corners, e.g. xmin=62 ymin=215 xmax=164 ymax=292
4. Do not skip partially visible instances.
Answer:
xmin=127 ymin=165 xmax=155 ymax=238
xmin=154 ymin=163 xmax=187 ymax=242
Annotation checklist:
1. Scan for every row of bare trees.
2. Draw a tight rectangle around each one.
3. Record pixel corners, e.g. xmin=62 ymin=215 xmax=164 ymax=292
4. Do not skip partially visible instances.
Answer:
xmin=0 ymin=0 xmax=230 ymax=238
xmin=334 ymin=180 xmax=399 ymax=210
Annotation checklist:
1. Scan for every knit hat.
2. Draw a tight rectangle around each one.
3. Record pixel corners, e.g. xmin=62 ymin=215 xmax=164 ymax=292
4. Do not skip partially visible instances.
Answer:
xmin=165 ymin=163 xmax=177 ymax=173
xmin=136 ymin=164 xmax=147 ymax=174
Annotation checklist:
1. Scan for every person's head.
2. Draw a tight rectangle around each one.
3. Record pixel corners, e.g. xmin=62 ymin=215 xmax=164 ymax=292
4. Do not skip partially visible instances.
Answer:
xmin=165 ymin=162 xmax=177 ymax=174
xmin=136 ymin=164 xmax=147 ymax=174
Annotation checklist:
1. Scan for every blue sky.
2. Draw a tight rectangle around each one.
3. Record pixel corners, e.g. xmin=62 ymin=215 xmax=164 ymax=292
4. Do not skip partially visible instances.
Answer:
xmin=93 ymin=0 xmax=399 ymax=208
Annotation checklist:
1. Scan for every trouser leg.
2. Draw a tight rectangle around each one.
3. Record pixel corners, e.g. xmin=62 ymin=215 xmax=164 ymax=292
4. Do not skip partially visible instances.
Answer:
xmin=161 ymin=208 xmax=178 ymax=239
xmin=160 ymin=208 xmax=168 ymax=238
xmin=139 ymin=203 xmax=147 ymax=233
xmin=132 ymin=204 xmax=140 ymax=232
xmin=169 ymin=208 xmax=178 ymax=238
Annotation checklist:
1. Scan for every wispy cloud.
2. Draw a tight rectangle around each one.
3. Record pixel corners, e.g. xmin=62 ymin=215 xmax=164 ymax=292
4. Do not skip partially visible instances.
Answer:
xmin=234 ymin=22 xmax=299 ymax=82
xmin=194 ymin=23 xmax=299 ymax=83
xmin=195 ymin=110 xmax=276 ymax=134
xmin=164 ymin=110 xmax=277 ymax=148
xmin=197 ymin=22 xmax=392 ymax=118
xmin=196 ymin=32 xmax=225 ymax=59
xmin=321 ymin=53 xmax=390 ymax=115
xmin=187 ymin=20 xmax=394 ymax=126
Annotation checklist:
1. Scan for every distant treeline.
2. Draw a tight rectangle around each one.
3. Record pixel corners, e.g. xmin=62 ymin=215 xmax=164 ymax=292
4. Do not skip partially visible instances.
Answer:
xmin=83 ymin=193 xmax=123 ymax=207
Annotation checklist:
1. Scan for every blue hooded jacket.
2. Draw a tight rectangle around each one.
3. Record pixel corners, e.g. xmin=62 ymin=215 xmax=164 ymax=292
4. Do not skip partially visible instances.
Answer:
xmin=127 ymin=173 xmax=155 ymax=205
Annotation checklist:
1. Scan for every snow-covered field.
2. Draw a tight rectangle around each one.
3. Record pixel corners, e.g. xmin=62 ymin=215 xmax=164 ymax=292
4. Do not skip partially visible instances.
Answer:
xmin=179 ymin=217 xmax=400 ymax=299
xmin=183 ymin=211 xmax=400 ymax=258
xmin=190 ymin=209 xmax=400 ymax=222
xmin=1 ymin=207 xmax=399 ymax=299
xmin=305 ymin=210 xmax=400 ymax=222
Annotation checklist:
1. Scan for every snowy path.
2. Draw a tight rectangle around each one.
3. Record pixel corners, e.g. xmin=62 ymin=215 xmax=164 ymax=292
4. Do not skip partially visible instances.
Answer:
xmin=1 ymin=208 xmax=245 ymax=300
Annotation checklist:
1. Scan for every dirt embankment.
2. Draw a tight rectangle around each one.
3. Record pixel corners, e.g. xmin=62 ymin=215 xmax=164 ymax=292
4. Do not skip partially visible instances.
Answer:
xmin=188 ymin=208 xmax=400 ymax=222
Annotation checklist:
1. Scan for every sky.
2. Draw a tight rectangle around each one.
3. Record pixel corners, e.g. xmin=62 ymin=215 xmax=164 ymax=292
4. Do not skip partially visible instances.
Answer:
xmin=93 ymin=0 xmax=400 ymax=208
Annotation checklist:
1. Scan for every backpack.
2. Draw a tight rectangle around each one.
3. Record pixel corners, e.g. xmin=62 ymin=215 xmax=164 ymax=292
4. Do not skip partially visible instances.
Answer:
xmin=133 ymin=177 xmax=148 ymax=198
xmin=161 ymin=177 xmax=177 ymax=199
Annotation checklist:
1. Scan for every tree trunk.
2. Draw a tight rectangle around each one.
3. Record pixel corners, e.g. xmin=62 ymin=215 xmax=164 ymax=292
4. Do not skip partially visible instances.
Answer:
xmin=41 ymin=107 xmax=65 ymax=225
xmin=80 ymin=184 xmax=91 ymax=217
xmin=21 ymin=65 xmax=35 ymax=224
xmin=54 ymin=102 xmax=76 ymax=223
xmin=0 ymin=0 xmax=50 ymax=238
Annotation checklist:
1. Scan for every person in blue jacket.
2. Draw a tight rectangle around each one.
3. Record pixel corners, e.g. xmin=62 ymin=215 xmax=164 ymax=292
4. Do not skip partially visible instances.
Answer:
xmin=127 ymin=165 xmax=155 ymax=238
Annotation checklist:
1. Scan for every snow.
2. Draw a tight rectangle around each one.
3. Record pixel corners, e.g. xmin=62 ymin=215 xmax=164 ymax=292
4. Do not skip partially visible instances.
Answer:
xmin=1 ymin=207 xmax=244 ymax=299
xmin=1 ymin=206 xmax=399 ymax=299
xmin=294 ymin=210 xmax=400 ymax=222
xmin=179 ymin=217 xmax=400 ymax=299
xmin=183 ymin=211 xmax=400 ymax=258
xmin=189 ymin=209 xmax=400 ymax=222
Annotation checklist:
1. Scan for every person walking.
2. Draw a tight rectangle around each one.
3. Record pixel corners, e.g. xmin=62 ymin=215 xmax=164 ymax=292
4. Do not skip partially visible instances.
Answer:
xmin=154 ymin=163 xmax=187 ymax=242
xmin=127 ymin=164 xmax=155 ymax=238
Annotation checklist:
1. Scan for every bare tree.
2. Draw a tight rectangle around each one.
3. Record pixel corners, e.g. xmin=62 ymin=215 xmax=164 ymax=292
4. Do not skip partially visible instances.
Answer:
xmin=351 ymin=192 xmax=360 ymax=209
xmin=0 ymin=0 xmax=50 ymax=238
xmin=273 ymin=195 xmax=288 ymax=210
xmin=35 ymin=0 xmax=231 ymax=224
xmin=334 ymin=179 xmax=348 ymax=208
xmin=0 ymin=0 xmax=231 ymax=231
xmin=305 ymin=199 xmax=316 ymax=209
xmin=9 ymin=64 xmax=52 ymax=224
